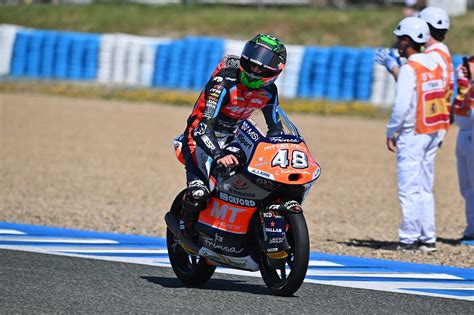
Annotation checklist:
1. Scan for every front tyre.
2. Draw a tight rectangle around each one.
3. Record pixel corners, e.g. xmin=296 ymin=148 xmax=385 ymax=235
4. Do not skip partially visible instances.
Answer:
xmin=166 ymin=190 xmax=216 ymax=286
xmin=259 ymin=212 xmax=310 ymax=296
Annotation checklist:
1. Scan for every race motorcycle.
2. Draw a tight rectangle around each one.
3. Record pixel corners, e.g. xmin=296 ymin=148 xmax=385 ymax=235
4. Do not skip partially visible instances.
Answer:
xmin=165 ymin=109 xmax=320 ymax=296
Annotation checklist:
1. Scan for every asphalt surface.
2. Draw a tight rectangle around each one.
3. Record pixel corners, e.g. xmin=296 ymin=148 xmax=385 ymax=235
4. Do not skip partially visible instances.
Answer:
xmin=0 ymin=249 xmax=472 ymax=313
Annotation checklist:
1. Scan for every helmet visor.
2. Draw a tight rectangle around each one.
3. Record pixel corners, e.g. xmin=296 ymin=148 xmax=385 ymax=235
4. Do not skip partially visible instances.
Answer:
xmin=240 ymin=57 xmax=278 ymax=79
xmin=241 ymin=43 xmax=283 ymax=73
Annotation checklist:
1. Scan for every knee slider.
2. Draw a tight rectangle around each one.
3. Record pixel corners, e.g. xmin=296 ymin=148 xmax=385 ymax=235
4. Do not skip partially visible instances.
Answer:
xmin=183 ymin=180 xmax=210 ymax=213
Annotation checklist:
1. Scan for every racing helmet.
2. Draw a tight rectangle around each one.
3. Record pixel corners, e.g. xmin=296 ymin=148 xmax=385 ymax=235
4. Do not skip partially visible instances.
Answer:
xmin=240 ymin=34 xmax=287 ymax=89
xmin=393 ymin=17 xmax=430 ymax=44
xmin=418 ymin=6 xmax=450 ymax=30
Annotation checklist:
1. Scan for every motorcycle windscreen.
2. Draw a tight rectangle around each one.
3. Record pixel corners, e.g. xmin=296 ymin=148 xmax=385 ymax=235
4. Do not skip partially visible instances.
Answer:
xmin=198 ymin=197 xmax=257 ymax=234
xmin=247 ymin=106 xmax=302 ymax=138
xmin=247 ymin=141 xmax=320 ymax=185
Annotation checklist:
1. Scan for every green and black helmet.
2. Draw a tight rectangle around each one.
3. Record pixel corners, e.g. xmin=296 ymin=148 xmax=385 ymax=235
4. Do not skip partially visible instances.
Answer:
xmin=240 ymin=34 xmax=287 ymax=89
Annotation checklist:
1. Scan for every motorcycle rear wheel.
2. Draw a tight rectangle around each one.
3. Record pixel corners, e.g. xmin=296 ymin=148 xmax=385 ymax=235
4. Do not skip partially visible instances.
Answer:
xmin=259 ymin=212 xmax=310 ymax=296
xmin=166 ymin=190 xmax=216 ymax=286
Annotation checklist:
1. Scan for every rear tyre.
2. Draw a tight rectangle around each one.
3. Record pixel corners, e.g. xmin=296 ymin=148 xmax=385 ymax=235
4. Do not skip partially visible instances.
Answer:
xmin=259 ymin=212 xmax=310 ymax=296
xmin=166 ymin=190 xmax=216 ymax=286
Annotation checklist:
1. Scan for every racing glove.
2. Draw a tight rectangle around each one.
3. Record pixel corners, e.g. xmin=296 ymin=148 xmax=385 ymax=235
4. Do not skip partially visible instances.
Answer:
xmin=375 ymin=48 xmax=400 ymax=73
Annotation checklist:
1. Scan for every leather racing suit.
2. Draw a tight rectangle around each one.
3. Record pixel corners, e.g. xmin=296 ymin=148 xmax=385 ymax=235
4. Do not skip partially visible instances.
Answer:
xmin=179 ymin=55 xmax=284 ymax=228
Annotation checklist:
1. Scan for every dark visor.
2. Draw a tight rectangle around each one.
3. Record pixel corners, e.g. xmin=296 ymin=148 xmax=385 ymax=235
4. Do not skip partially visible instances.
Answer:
xmin=240 ymin=58 xmax=278 ymax=79
xmin=241 ymin=43 xmax=281 ymax=72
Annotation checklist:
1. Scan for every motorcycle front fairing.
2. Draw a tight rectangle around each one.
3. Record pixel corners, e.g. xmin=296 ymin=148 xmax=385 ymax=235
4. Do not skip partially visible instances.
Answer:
xmin=233 ymin=111 xmax=320 ymax=202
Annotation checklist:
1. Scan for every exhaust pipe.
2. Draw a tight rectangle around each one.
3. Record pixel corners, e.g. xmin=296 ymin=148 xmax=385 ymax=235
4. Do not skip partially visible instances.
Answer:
xmin=165 ymin=212 xmax=201 ymax=255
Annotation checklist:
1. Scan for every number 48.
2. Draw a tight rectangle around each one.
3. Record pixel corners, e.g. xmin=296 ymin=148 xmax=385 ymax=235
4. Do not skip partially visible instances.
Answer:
xmin=271 ymin=149 xmax=308 ymax=169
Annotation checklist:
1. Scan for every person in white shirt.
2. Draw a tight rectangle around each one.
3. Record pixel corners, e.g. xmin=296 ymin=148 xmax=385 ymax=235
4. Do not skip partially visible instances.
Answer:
xmin=419 ymin=7 xmax=454 ymax=111
xmin=453 ymin=56 xmax=474 ymax=241
xmin=386 ymin=17 xmax=450 ymax=252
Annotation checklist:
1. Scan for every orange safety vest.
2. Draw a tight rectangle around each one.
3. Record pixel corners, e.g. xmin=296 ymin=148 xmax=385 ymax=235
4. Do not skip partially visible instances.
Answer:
xmin=426 ymin=48 xmax=454 ymax=109
xmin=453 ymin=65 xmax=474 ymax=117
xmin=409 ymin=60 xmax=450 ymax=134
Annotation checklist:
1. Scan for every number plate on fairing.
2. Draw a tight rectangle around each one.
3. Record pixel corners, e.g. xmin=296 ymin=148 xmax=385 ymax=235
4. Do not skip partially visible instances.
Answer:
xmin=248 ymin=142 xmax=320 ymax=185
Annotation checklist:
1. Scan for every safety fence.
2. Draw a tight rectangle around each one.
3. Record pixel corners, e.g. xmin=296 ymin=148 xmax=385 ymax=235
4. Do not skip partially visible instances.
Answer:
xmin=0 ymin=24 xmax=465 ymax=107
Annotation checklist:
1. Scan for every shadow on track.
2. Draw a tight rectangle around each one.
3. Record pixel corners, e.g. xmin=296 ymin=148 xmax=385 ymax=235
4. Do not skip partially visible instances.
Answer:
xmin=436 ymin=237 xmax=463 ymax=246
xmin=141 ymin=276 xmax=273 ymax=296
xmin=340 ymin=238 xmax=464 ymax=250
xmin=338 ymin=239 xmax=399 ymax=250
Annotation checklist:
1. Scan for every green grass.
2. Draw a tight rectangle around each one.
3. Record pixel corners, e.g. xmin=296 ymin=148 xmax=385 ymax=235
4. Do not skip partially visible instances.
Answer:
xmin=1 ymin=4 xmax=473 ymax=54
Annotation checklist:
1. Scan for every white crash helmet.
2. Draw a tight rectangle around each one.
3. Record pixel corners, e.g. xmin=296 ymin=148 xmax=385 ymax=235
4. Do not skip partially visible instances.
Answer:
xmin=393 ymin=17 xmax=430 ymax=44
xmin=418 ymin=6 xmax=450 ymax=30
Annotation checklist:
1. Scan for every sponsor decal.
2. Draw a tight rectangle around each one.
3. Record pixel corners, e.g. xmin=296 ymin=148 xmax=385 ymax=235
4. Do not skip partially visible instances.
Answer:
xmin=232 ymin=176 xmax=248 ymax=189
xmin=254 ymin=157 xmax=268 ymax=167
xmin=256 ymin=178 xmax=274 ymax=189
xmin=225 ymin=146 xmax=240 ymax=153
xmin=275 ymin=168 xmax=310 ymax=176
xmin=213 ymin=76 xmax=223 ymax=83
xmin=188 ymin=180 xmax=206 ymax=189
xmin=225 ymin=105 xmax=254 ymax=117
xmin=250 ymin=98 xmax=263 ymax=105
xmin=269 ymin=137 xmax=301 ymax=143
xmin=240 ymin=122 xmax=261 ymax=141
xmin=284 ymin=200 xmax=302 ymax=212
xmin=225 ymin=76 xmax=237 ymax=82
xmin=206 ymin=99 xmax=218 ymax=106
xmin=237 ymin=134 xmax=252 ymax=150
xmin=201 ymin=135 xmax=216 ymax=150
xmin=269 ymin=237 xmax=284 ymax=244
xmin=267 ymin=205 xmax=280 ymax=210
xmin=193 ymin=122 xmax=207 ymax=137
xmin=219 ymin=192 xmax=256 ymax=207
xmin=246 ymin=129 xmax=260 ymax=141
xmin=210 ymin=200 xmax=245 ymax=223
xmin=265 ymin=227 xmax=283 ymax=233
xmin=249 ymin=167 xmax=272 ymax=179
xmin=249 ymin=58 xmax=263 ymax=66
xmin=201 ymin=234 xmax=244 ymax=254
xmin=221 ymin=184 xmax=257 ymax=198
xmin=263 ymin=211 xmax=276 ymax=217
xmin=224 ymin=56 xmax=240 ymax=69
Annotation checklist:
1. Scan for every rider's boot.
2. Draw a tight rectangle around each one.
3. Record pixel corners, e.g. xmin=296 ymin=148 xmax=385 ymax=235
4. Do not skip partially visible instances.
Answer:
xmin=179 ymin=180 xmax=210 ymax=244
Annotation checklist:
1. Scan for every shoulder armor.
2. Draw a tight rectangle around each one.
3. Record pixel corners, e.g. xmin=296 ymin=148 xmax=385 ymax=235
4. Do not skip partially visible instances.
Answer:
xmin=222 ymin=55 xmax=241 ymax=69
xmin=211 ymin=67 xmax=239 ymax=86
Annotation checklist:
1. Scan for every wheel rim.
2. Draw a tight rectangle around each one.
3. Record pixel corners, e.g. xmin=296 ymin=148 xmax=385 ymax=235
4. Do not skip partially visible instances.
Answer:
xmin=168 ymin=230 xmax=201 ymax=275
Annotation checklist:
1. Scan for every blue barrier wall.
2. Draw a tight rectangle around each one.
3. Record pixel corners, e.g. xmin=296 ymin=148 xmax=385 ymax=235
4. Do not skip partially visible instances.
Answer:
xmin=153 ymin=36 xmax=224 ymax=90
xmin=297 ymin=46 xmax=376 ymax=102
xmin=4 ymin=27 xmax=466 ymax=105
xmin=10 ymin=29 xmax=99 ymax=80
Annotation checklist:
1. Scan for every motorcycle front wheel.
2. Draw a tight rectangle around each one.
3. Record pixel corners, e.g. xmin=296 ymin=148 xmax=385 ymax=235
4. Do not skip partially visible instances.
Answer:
xmin=166 ymin=190 xmax=216 ymax=286
xmin=259 ymin=212 xmax=310 ymax=296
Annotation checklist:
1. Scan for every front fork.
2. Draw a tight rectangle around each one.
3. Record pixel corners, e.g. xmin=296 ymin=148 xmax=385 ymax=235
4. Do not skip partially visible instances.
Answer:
xmin=260 ymin=200 xmax=303 ymax=265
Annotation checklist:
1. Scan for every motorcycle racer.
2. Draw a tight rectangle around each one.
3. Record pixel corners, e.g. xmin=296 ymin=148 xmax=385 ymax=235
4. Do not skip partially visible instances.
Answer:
xmin=178 ymin=34 xmax=287 ymax=239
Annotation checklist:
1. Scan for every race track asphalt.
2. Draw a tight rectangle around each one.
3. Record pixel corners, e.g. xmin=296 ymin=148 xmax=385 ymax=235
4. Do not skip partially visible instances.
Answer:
xmin=0 ymin=249 xmax=472 ymax=313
